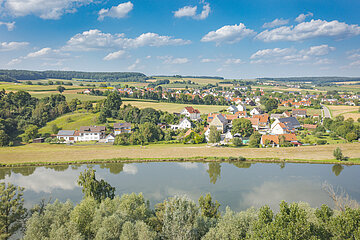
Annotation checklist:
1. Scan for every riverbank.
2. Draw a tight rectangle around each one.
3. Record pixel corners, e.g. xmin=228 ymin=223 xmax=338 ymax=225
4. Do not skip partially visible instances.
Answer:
xmin=0 ymin=142 xmax=359 ymax=167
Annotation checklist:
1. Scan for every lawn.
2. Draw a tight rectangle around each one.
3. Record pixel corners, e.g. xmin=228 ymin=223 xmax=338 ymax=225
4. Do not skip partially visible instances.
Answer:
xmin=0 ymin=142 xmax=359 ymax=165
xmin=327 ymin=105 xmax=360 ymax=120
xmin=0 ymin=82 xmax=86 ymax=92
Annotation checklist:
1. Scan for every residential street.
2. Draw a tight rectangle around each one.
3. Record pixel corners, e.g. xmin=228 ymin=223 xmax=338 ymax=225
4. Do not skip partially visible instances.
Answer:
xmin=322 ymin=105 xmax=331 ymax=119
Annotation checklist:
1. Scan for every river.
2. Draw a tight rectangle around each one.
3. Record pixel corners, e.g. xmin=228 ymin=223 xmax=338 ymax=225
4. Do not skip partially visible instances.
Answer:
xmin=1 ymin=162 xmax=359 ymax=211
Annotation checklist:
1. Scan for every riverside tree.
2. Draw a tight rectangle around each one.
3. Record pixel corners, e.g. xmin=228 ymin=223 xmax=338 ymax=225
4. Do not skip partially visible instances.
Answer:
xmin=0 ymin=183 xmax=26 ymax=240
xmin=208 ymin=126 xmax=221 ymax=143
xmin=231 ymin=118 xmax=253 ymax=137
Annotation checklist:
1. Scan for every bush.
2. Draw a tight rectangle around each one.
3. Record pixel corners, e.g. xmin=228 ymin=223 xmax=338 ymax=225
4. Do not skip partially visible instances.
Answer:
xmin=333 ymin=147 xmax=344 ymax=161
xmin=238 ymin=156 xmax=246 ymax=161
xmin=316 ymin=139 xmax=327 ymax=145
xmin=232 ymin=137 xmax=242 ymax=146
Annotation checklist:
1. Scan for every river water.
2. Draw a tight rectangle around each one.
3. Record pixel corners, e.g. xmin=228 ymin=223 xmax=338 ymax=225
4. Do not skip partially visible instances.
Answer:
xmin=1 ymin=162 xmax=359 ymax=211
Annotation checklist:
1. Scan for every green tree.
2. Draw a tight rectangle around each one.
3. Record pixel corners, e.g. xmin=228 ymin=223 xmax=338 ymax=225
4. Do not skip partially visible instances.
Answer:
xmin=0 ymin=183 xmax=26 ymax=240
xmin=346 ymin=132 xmax=358 ymax=142
xmin=77 ymin=168 xmax=115 ymax=202
xmin=139 ymin=122 xmax=163 ymax=143
xmin=264 ymin=98 xmax=278 ymax=112
xmin=56 ymin=85 xmax=65 ymax=93
xmin=232 ymin=137 xmax=242 ymax=146
xmin=208 ymin=126 xmax=221 ymax=143
xmin=231 ymin=118 xmax=253 ymax=137
xmin=51 ymin=124 xmax=60 ymax=134
xmin=103 ymin=91 xmax=122 ymax=118
xmin=198 ymin=193 xmax=220 ymax=219
xmin=248 ymin=132 xmax=261 ymax=148
xmin=207 ymin=163 xmax=221 ymax=184
xmin=333 ymin=147 xmax=344 ymax=161
xmin=22 ymin=124 xmax=39 ymax=143
xmin=0 ymin=130 xmax=10 ymax=147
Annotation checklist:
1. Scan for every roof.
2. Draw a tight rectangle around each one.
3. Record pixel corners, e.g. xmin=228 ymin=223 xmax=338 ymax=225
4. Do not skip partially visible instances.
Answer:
xmin=252 ymin=114 xmax=269 ymax=123
xmin=57 ymin=130 xmax=75 ymax=136
xmin=278 ymin=117 xmax=300 ymax=129
xmin=184 ymin=106 xmax=200 ymax=114
xmin=261 ymin=133 xmax=297 ymax=145
xmin=303 ymin=124 xmax=317 ymax=129
xmin=244 ymin=117 xmax=259 ymax=126
xmin=114 ymin=122 xmax=131 ymax=129
xmin=79 ymin=126 xmax=106 ymax=133
xmin=292 ymin=109 xmax=307 ymax=115
xmin=214 ymin=114 xmax=228 ymax=124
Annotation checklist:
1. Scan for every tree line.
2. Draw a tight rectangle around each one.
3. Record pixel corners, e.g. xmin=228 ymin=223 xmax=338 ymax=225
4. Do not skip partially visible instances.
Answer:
xmin=0 ymin=70 xmax=148 ymax=82
xmin=1 ymin=168 xmax=359 ymax=240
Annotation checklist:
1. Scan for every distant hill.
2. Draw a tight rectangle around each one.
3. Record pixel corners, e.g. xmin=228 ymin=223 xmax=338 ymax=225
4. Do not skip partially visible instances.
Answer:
xmin=0 ymin=70 xmax=148 ymax=82
xmin=257 ymin=77 xmax=360 ymax=84
xmin=154 ymin=75 xmax=224 ymax=80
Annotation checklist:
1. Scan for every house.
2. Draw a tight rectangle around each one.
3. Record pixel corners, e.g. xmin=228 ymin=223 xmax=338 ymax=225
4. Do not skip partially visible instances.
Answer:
xmin=250 ymin=107 xmax=264 ymax=116
xmin=271 ymin=117 xmax=300 ymax=134
xmin=171 ymin=118 xmax=193 ymax=130
xmin=252 ymin=114 xmax=270 ymax=132
xmin=292 ymin=109 xmax=307 ymax=118
xmin=209 ymin=114 xmax=228 ymax=133
xmin=283 ymin=111 xmax=291 ymax=118
xmin=260 ymin=133 xmax=300 ymax=147
xmin=227 ymin=105 xmax=239 ymax=114
xmin=237 ymin=103 xmax=246 ymax=111
xmin=244 ymin=117 xmax=260 ymax=131
xmin=270 ymin=113 xmax=284 ymax=120
xmin=77 ymin=126 xmax=106 ymax=141
xmin=57 ymin=130 xmax=77 ymax=142
xmin=83 ymin=89 xmax=91 ymax=94
xmin=303 ymin=124 xmax=317 ymax=131
xmin=32 ymin=137 xmax=45 ymax=143
xmin=99 ymin=133 xmax=115 ymax=143
xmin=114 ymin=122 xmax=131 ymax=135
xmin=180 ymin=106 xmax=201 ymax=120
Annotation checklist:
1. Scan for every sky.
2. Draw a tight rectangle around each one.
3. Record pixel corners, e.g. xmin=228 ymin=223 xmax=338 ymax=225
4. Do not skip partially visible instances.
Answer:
xmin=0 ymin=0 xmax=360 ymax=79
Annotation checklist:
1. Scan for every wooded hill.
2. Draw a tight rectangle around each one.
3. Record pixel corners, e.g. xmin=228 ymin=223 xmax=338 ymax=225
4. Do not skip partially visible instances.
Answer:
xmin=258 ymin=77 xmax=360 ymax=84
xmin=0 ymin=70 xmax=148 ymax=82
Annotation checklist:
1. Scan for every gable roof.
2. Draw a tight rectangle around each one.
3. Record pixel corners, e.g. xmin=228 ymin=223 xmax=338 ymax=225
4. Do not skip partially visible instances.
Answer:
xmin=114 ymin=122 xmax=131 ymax=129
xmin=292 ymin=109 xmax=307 ymax=115
xmin=261 ymin=133 xmax=297 ymax=145
xmin=57 ymin=130 xmax=75 ymax=136
xmin=79 ymin=126 xmax=106 ymax=133
xmin=278 ymin=117 xmax=300 ymax=129
xmin=184 ymin=106 xmax=200 ymax=114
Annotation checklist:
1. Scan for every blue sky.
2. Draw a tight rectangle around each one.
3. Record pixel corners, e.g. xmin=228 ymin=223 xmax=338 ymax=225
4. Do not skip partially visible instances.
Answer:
xmin=0 ymin=0 xmax=360 ymax=78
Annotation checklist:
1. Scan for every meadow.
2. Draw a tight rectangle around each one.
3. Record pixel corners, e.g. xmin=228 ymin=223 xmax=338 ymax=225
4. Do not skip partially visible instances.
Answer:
xmin=327 ymin=105 xmax=360 ymax=120
xmin=0 ymin=142 xmax=359 ymax=165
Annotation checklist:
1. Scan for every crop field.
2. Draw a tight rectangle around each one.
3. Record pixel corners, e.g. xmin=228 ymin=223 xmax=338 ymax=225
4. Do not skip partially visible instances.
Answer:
xmin=327 ymin=105 xmax=360 ymax=120
xmin=0 ymin=142 xmax=359 ymax=165
xmin=154 ymin=76 xmax=225 ymax=85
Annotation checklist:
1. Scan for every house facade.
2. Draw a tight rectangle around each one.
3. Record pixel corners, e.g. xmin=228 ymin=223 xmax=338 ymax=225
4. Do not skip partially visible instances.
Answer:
xmin=180 ymin=106 xmax=201 ymax=120
xmin=171 ymin=118 xmax=193 ymax=130
xmin=114 ymin=122 xmax=131 ymax=135
xmin=209 ymin=114 xmax=228 ymax=133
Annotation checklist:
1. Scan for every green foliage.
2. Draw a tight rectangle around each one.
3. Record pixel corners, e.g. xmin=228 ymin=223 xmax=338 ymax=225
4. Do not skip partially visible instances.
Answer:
xmin=77 ymin=168 xmax=115 ymax=202
xmin=0 ymin=183 xmax=26 ymax=240
xmin=232 ymin=137 xmax=242 ymax=146
xmin=317 ymin=139 xmax=327 ymax=145
xmin=207 ymin=163 xmax=221 ymax=184
xmin=231 ymin=118 xmax=253 ymax=137
xmin=264 ymin=98 xmax=279 ymax=112
xmin=0 ymin=130 xmax=10 ymax=147
xmin=346 ymin=132 xmax=358 ymax=142
xmin=198 ymin=193 xmax=220 ymax=219
xmin=22 ymin=124 xmax=39 ymax=142
xmin=56 ymin=85 xmax=65 ymax=93
xmin=208 ymin=126 xmax=221 ymax=143
xmin=103 ymin=91 xmax=122 ymax=118
xmin=333 ymin=147 xmax=344 ymax=161
xmin=249 ymin=132 xmax=262 ymax=148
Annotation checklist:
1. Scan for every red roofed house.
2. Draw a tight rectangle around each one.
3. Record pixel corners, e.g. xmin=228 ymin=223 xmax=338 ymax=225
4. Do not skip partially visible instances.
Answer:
xmin=181 ymin=106 xmax=201 ymax=120
xmin=260 ymin=133 xmax=300 ymax=147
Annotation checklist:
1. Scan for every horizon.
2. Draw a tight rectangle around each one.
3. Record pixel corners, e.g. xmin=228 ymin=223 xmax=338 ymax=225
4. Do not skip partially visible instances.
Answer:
xmin=1 ymin=0 xmax=360 ymax=78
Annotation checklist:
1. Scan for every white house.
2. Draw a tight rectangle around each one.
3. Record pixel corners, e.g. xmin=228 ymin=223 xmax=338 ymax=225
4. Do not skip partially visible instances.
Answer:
xmin=171 ymin=118 xmax=193 ymax=130
xmin=104 ymin=134 xmax=115 ymax=143
xmin=237 ymin=103 xmax=246 ymax=111
xmin=180 ymin=107 xmax=201 ymax=120
xmin=77 ymin=126 xmax=106 ymax=141
xmin=57 ymin=130 xmax=77 ymax=142
xmin=250 ymin=107 xmax=263 ymax=116
xmin=227 ymin=105 xmax=239 ymax=114
xmin=271 ymin=117 xmax=300 ymax=134
xmin=114 ymin=122 xmax=131 ymax=135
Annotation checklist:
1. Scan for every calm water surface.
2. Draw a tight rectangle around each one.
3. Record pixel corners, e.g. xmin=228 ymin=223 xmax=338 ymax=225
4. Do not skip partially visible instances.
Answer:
xmin=1 ymin=162 xmax=359 ymax=211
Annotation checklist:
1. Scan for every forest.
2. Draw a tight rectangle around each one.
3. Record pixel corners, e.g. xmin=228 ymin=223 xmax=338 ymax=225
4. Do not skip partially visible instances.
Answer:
xmin=1 ymin=168 xmax=359 ymax=240
xmin=0 ymin=70 xmax=148 ymax=82
xmin=258 ymin=77 xmax=360 ymax=84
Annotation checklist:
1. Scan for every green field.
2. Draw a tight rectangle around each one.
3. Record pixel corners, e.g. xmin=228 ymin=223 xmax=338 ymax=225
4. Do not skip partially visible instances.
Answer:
xmin=30 ymin=91 xmax=106 ymax=101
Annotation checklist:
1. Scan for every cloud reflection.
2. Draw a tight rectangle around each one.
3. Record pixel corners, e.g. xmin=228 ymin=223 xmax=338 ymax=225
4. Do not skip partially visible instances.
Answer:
xmin=176 ymin=162 xmax=199 ymax=169
xmin=123 ymin=164 xmax=138 ymax=175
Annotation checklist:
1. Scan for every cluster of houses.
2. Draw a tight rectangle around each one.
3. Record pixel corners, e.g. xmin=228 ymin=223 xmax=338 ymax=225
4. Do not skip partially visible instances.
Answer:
xmin=56 ymin=122 xmax=131 ymax=143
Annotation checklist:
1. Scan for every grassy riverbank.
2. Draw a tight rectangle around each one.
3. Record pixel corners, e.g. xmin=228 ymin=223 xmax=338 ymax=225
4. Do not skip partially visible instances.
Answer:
xmin=1 ymin=142 xmax=359 ymax=167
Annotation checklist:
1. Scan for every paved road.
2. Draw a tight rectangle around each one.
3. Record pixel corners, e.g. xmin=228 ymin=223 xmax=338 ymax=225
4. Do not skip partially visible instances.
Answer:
xmin=322 ymin=105 xmax=331 ymax=119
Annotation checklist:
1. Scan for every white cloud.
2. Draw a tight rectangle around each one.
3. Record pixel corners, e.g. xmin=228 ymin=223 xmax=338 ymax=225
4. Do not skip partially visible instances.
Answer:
xmin=127 ymin=58 xmax=140 ymax=70
xmin=201 ymin=58 xmax=218 ymax=63
xmin=163 ymin=56 xmax=189 ymax=64
xmin=262 ymin=18 xmax=289 ymax=28
xmin=0 ymin=21 xmax=15 ymax=31
xmin=63 ymin=29 xmax=191 ymax=51
xmin=0 ymin=41 xmax=28 ymax=52
xmin=295 ymin=12 xmax=313 ymax=23
xmin=256 ymin=19 xmax=360 ymax=42
xmin=225 ymin=58 xmax=243 ymax=64
xmin=250 ymin=45 xmax=335 ymax=64
xmin=103 ymin=50 xmax=126 ymax=61
xmin=201 ymin=23 xmax=255 ymax=45
xmin=3 ymin=0 xmax=92 ymax=19
xmin=8 ymin=47 xmax=69 ymax=65
xmin=350 ymin=60 xmax=360 ymax=66
xmin=98 ymin=1 xmax=133 ymax=20
xmin=314 ymin=58 xmax=332 ymax=65
xmin=174 ymin=3 xmax=210 ymax=20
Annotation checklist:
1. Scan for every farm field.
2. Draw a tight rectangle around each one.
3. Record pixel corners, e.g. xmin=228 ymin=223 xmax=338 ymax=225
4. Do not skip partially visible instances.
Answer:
xmin=327 ymin=105 xmax=360 ymax=120
xmin=0 ymin=142 xmax=359 ymax=165
xmin=30 ymin=91 xmax=106 ymax=101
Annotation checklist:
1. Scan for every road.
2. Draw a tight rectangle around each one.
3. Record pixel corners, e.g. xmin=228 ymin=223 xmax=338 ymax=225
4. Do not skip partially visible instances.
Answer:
xmin=322 ymin=104 xmax=331 ymax=119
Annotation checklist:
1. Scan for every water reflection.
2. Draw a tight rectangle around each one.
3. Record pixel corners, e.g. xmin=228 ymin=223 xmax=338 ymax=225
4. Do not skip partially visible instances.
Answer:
xmin=0 ymin=162 xmax=358 ymax=212
xmin=332 ymin=164 xmax=344 ymax=176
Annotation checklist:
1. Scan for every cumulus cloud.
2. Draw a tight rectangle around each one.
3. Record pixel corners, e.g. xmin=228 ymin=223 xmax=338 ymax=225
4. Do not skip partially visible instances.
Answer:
xmin=8 ymin=47 xmax=69 ymax=65
xmin=295 ymin=12 xmax=313 ymax=23
xmin=63 ymin=29 xmax=191 ymax=51
xmin=346 ymin=49 xmax=360 ymax=67
xmin=262 ymin=18 xmax=289 ymax=28
xmin=201 ymin=58 xmax=218 ymax=63
xmin=256 ymin=19 xmax=360 ymax=42
xmin=174 ymin=3 xmax=210 ymax=20
xmin=0 ymin=41 xmax=28 ymax=52
xmin=0 ymin=21 xmax=15 ymax=31
xmin=98 ymin=1 xmax=133 ymax=20
xmin=2 ymin=0 xmax=92 ymax=19
xmin=127 ymin=58 xmax=140 ymax=70
xmin=225 ymin=58 xmax=243 ymax=64
xmin=103 ymin=50 xmax=126 ymax=61
xmin=250 ymin=44 xmax=335 ymax=64
xmin=201 ymin=23 xmax=255 ymax=45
